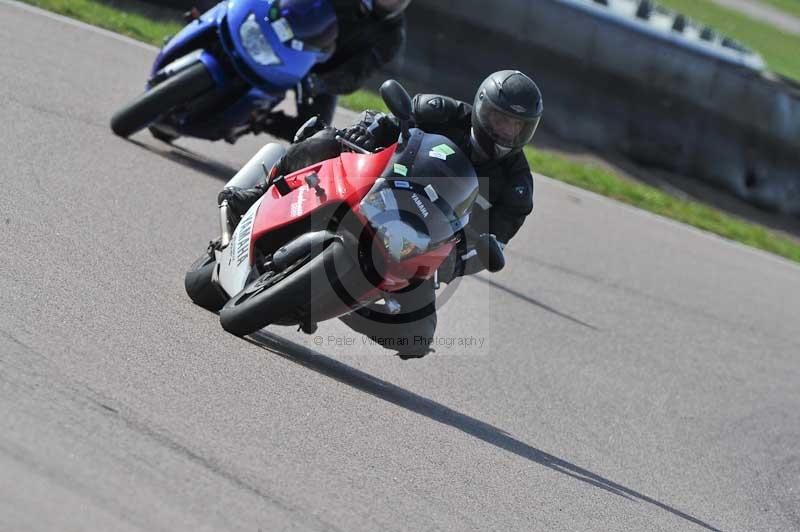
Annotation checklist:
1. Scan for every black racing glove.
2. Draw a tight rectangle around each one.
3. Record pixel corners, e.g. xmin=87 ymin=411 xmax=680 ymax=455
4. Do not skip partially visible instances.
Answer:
xmin=341 ymin=124 xmax=377 ymax=151
xmin=341 ymin=110 xmax=401 ymax=152
xmin=218 ymin=185 xmax=266 ymax=217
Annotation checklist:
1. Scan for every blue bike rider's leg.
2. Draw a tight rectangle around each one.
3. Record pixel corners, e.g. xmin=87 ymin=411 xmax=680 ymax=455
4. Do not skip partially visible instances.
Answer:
xmin=297 ymin=93 xmax=338 ymax=126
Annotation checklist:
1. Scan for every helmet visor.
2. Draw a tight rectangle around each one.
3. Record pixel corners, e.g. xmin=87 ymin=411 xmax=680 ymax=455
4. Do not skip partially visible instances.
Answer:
xmin=474 ymin=96 xmax=540 ymax=150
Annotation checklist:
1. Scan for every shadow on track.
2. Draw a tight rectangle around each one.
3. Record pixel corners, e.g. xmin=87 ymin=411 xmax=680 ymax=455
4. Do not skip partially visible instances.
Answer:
xmin=247 ymin=330 xmax=721 ymax=532
xmin=471 ymin=275 xmax=599 ymax=331
xmin=128 ymin=138 xmax=239 ymax=182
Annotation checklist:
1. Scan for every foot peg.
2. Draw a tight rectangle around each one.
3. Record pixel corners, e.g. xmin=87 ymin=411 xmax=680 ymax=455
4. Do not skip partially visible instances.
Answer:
xmin=298 ymin=319 xmax=318 ymax=335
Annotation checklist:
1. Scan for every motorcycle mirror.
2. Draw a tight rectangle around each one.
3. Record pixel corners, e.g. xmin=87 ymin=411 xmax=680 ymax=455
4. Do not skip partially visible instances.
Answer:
xmin=379 ymin=80 xmax=413 ymax=122
xmin=476 ymin=234 xmax=506 ymax=273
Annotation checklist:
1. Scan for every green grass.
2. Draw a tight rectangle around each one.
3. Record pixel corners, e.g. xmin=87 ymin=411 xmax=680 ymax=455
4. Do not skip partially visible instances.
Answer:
xmin=18 ymin=0 xmax=800 ymax=263
xmin=339 ymin=91 xmax=389 ymax=115
xmin=658 ymin=0 xmax=800 ymax=80
xmin=523 ymin=147 xmax=800 ymax=262
xmin=21 ymin=0 xmax=183 ymax=45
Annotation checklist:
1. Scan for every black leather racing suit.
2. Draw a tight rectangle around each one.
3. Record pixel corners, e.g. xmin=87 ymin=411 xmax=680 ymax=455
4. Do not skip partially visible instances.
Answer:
xmin=268 ymin=3 xmax=405 ymax=139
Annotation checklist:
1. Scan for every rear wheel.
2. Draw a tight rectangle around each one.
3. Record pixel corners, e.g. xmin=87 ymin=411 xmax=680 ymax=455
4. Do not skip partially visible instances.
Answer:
xmin=111 ymin=62 xmax=214 ymax=138
xmin=185 ymin=250 xmax=226 ymax=311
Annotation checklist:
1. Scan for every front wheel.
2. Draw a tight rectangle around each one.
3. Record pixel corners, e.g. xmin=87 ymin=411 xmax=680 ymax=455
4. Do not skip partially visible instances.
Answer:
xmin=219 ymin=237 xmax=361 ymax=337
xmin=111 ymin=62 xmax=215 ymax=138
xmin=185 ymin=250 xmax=226 ymax=311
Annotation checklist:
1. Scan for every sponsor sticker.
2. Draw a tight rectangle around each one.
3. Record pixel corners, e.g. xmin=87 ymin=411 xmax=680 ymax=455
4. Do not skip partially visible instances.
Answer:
xmin=271 ymin=18 xmax=294 ymax=42
xmin=291 ymin=39 xmax=304 ymax=51
xmin=394 ymin=180 xmax=411 ymax=189
xmin=424 ymin=184 xmax=439 ymax=202
xmin=393 ymin=163 xmax=408 ymax=176
xmin=429 ymin=144 xmax=456 ymax=160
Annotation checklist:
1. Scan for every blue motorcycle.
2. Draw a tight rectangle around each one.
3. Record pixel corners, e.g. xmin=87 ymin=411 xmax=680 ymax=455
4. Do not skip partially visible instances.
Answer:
xmin=110 ymin=0 xmax=337 ymax=143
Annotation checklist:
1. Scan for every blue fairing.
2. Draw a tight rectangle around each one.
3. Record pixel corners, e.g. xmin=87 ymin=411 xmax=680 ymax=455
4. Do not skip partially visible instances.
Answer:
xmin=151 ymin=3 xmax=227 ymax=78
xmin=224 ymin=0 xmax=336 ymax=91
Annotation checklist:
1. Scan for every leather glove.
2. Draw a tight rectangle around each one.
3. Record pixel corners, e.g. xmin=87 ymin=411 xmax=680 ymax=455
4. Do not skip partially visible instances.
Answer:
xmin=341 ymin=124 xmax=377 ymax=151
xmin=218 ymin=185 xmax=266 ymax=217
xmin=341 ymin=110 xmax=401 ymax=152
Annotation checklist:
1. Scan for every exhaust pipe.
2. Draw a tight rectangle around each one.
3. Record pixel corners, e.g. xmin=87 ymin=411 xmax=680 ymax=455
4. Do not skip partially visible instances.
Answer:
xmin=219 ymin=201 xmax=233 ymax=248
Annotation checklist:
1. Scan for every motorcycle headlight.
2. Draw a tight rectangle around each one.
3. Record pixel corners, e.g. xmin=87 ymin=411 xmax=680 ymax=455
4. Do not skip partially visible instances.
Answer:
xmin=361 ymin=187 xmax=431 ymax=262
xmin=239 ymin=13 xmax=281 ymax=66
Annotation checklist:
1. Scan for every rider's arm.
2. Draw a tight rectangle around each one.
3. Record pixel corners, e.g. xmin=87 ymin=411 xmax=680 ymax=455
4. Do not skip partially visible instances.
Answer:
xmin=484 ymin=158 xmax=535 ymax=246
xmin=314 ymin=16 xmax=405 ymax=95
xmin=343 ymin=93 xmax=472 ymax=151
xmin=410 ymin=94 xmax=472 ymax=132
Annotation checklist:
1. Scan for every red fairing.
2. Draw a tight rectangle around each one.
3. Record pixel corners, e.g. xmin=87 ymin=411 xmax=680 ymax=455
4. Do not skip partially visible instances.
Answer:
xmin=250 ymin=144 xmax=398 ymax=251
xmin=247 ymin=142 xmax=455 ymax=296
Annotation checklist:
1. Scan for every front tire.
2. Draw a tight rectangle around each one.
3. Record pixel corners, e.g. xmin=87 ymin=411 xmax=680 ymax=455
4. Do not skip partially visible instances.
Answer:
xmin=219 ymin=238 xmax=360 ymax=337
xmin=111 ymin=62 xmax=214 ymax=138
xmin=185 ymin=251 xmax=226 ymax=311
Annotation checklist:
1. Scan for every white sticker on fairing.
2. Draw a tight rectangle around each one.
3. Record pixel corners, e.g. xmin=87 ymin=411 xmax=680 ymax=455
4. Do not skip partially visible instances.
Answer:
xmin=218 ymin=198 xmax=261 ymax=297
xmin=290 ymin=188 xmax=307 ymax=218
xmin=271 ymin=18 xmax=294 ymax=42
xmin=424 ymin=184 xmax=439 ymax=202
xmin=429 ymin=150 xmax=447 ymax=161
xmin=291 ymin=39 xmax=304 ymax=51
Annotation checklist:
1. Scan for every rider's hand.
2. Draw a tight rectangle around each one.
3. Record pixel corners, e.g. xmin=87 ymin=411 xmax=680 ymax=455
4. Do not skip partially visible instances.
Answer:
xmin=341 ymin=124 xmax=377 ymax=151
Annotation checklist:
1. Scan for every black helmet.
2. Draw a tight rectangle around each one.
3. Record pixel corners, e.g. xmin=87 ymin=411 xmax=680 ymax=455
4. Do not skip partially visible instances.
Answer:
xmin=471 ymin=70 xmax=543 ymax=160
xmin=361 ymin=0 xmax=412 ymax=19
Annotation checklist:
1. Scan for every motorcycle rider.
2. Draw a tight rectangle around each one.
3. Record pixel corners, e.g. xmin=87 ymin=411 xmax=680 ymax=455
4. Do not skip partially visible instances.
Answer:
xmin=221 ymin=71 xmax=543 ymax=358
xmin=263 ymin=0 xmax=410 ymax=140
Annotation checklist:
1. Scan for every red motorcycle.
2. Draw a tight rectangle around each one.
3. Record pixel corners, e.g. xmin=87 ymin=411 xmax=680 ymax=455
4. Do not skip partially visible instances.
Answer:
xmin=185 ymin=81 xmax=503 ymax=337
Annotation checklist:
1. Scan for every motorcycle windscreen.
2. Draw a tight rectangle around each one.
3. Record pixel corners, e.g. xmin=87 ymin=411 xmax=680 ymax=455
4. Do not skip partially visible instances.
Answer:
xmin=359 ymin=130 xmax=479 ymax=260
xmin=387 ymin=129 xmax=478 ymax=231
xmin=278 ymin=0 xmax=339 ymax=54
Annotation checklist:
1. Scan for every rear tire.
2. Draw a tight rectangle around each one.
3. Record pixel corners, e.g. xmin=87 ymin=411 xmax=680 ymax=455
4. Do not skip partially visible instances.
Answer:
xmin=111 ymin=62 xmax=214 ymax=138
xmin=185 ymin=251 xmax=226 ymax=311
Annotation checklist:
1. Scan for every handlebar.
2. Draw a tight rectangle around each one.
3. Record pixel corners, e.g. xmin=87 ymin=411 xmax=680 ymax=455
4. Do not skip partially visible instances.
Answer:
xmin=335 ymin=133 xmax=372 ymax=155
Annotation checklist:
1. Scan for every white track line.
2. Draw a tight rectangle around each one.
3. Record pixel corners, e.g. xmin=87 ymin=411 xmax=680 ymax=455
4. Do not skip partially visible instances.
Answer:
xmin=0 ymin=0 xmax=157 ymax=51
xmin=3 ymin=0 xmax=798 ymax=273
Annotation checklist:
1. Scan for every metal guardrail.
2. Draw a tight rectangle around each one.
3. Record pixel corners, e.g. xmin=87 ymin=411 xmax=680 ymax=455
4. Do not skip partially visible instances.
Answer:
xmin=560 ymin=0 xmax=766 ymax=70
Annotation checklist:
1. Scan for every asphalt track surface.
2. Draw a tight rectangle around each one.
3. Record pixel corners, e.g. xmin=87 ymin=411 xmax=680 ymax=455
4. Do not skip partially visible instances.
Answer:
xmin=2 ymin=2 xmax=800 ymax=530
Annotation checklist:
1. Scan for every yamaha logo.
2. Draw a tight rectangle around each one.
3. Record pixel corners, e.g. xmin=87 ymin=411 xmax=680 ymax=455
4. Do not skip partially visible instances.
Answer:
xmin=411 ymin=193 xmax=429 ymax=218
